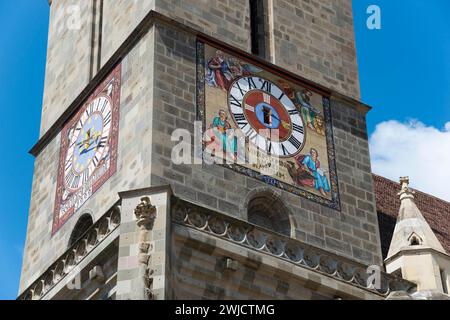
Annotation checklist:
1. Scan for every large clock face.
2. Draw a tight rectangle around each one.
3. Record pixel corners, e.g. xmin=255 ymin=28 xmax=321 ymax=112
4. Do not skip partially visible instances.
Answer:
xmin=200 ymin=43 xmax=340 ymax=210
xmin=53 ymin=64 xmax=121 ymax=235
xmin=64 ymin=96 xmax=112 ymax=192
xmin=228 ymin=76 xmax=305 ymax=157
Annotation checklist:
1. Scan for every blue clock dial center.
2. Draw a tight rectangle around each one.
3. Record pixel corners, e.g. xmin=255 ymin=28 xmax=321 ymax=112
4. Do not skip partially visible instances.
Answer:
xmin=255 ymin=103 xmax=280 ymax=129
xmin=73 ymin=114 xmax=104 ymax=174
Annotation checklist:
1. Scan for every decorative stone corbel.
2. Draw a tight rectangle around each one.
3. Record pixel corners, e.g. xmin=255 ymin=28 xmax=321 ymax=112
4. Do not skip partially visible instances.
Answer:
xmin=134 ymin=197 xmax=157 ymax=300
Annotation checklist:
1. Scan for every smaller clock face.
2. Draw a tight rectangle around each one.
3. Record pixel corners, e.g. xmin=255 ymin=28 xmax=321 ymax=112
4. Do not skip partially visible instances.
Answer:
xmin=64 ymin=95 xmax=112 ymax=191
xmin=228 ymin=76 xmax=305 ymax=157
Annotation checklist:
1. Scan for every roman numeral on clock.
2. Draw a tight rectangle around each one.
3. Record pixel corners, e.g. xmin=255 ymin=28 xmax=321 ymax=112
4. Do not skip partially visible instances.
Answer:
xmin=65 ymin=158 xmax=72 ymax=171
xmin=293 ymin=123 xmax=304 ymax=134
xmin=65 ymin=171 xmax=75 ymax=187
xmin=104 ymin=111 xmax=112 ymax=126
xmin=230 ymin=95 xmax=242 ymax=108
xmin=281 ymin=143 xmax=289 ymax=156
xmin=92 ymin=155 xmax=100 ymax=167
xmin=98 ymin=136 xmax=108 ymax=148
xmin=233 ymin=113 xmax=246 ymax=122
xmin=71 ymin=175 xmax=81 ymax=189
xmin=237 ymin=121 xmax=248 ymax=130
xmin=101 ymin=99 xmax=108 ymax=113
xmin=288 ymin=135 xmax=303 ymax=149
xmin=235 ymin=81 xmax=246 ymax=96
xmin=248 ymin=130 xmax=258 ymax=144
xmin=247 ymin=77 xmax=257 ymax=90
xmin=82 ymin=170 xmax=90 ymax=183
xmin=260 ymin=80 xmax=272 ymax=93
xmin=288 ymin=109 xmax=299 ymax=116
xmin=267 ymin=140 xmax=273 ymax=154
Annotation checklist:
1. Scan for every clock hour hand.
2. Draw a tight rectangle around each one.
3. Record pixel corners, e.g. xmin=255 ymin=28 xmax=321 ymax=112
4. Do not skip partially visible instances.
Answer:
xmin=267 ymin=113 xmax=290 ymax=130
xmin=76 ymin=130 xmax=101 ymax=151
xmin=271 ymin=113 xmax=280 ymax=121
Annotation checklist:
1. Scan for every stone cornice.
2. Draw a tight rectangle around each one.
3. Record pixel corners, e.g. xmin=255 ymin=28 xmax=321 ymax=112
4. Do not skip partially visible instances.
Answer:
xmin=17 ymin=202 xmax=121 ymax=300
xmin=18 ymin=193 xmax=417 ymax=300
xmin=172 ymin=198 xmax=416 ymax=298
xmin=385 ymin=246 xmax=450 ymax=265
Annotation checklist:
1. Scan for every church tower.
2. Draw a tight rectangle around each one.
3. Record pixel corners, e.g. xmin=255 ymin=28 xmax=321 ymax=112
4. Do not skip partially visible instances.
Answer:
xmin=19 ymin=0 xmax=414 ymax=300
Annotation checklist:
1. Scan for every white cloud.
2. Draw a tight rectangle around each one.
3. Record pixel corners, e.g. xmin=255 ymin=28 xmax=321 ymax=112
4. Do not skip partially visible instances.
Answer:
xmin=369 ymin=120 xmax=450 ymax=202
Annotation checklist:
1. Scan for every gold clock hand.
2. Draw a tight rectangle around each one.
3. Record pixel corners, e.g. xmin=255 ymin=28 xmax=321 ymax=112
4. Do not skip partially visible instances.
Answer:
xmin=76 ymin=130 xmax=102 ymax=150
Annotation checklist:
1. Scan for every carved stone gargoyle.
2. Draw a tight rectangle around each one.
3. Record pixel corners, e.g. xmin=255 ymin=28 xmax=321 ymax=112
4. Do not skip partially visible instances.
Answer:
xmin=134 ymin=196 xmax=157 ymax=229
xmin=133 ymin=196 xmax=157 ymax=300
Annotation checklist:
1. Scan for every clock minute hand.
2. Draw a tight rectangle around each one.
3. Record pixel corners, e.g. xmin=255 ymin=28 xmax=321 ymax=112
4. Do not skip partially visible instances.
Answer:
xmin=269 ymin=113 xmax=289 ymax=129
xmin=76 ymin=131 xmax=101 ymax=149
xmin=271 ymin=113 xmax=280 ymax=121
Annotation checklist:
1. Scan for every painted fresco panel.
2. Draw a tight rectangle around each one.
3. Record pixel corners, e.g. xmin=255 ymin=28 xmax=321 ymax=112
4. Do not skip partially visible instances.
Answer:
xmin=197 ymin=41 xmax=340 ymax=210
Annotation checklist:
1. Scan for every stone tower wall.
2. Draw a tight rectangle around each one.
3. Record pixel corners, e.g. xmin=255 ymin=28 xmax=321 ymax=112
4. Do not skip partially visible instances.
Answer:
xmin=21 ymin=0 xmax=371 ymax=295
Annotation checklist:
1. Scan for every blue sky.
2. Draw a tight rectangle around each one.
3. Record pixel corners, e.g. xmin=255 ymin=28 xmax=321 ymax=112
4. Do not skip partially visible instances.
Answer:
xmin=0 ymin=0 xmax=449 ymax=299
xmin=0 ymin=0 xmax=49 ymax=299
xmin=353 ymin=0 xmax=450 ymax=200
xmin=353 ymin=0 xmax=450 ymax=133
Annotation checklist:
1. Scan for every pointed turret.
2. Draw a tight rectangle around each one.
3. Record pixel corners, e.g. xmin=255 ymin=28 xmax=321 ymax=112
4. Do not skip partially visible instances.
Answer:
xmin=386 ymin=177 xmax=446 ymax=259
xmin=385 ymin=177 xmax=449 ymax=298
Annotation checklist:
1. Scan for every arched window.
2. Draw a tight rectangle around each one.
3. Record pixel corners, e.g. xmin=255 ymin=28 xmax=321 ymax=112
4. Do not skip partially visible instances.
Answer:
xmin=407 ymin=233 xmax=422 ymax=247
xmin=69 ymin=214 xmax=94 ymax=247
xmin=247 ymin=192 xmax=292 ymax=237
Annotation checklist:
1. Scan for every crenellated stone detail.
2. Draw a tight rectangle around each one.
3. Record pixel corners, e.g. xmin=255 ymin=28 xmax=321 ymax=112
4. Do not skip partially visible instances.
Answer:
xmin=134 ymin=197 xmax=157 ymax=300
xmin=172 ymin=199 xmax=416 ymax=297
xmin=19 ymin=204 xmax=121 ymax=300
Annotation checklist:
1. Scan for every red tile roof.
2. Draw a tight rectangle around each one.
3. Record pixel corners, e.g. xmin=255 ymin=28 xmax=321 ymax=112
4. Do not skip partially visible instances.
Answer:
xmin=373 ymin=174 xmax=450 ymax=258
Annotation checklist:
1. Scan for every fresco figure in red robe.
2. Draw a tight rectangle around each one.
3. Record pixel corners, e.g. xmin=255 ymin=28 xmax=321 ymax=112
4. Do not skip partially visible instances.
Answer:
xmin=206 ymin=50 xmax=233 ymax=90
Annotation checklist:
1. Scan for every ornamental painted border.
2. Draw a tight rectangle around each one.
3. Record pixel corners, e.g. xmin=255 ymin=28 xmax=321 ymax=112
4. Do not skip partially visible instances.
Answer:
xmin=52 ymin=64 xmax=122 ymax=235
xmin=196 ymin=40 xmax=340 ymax=211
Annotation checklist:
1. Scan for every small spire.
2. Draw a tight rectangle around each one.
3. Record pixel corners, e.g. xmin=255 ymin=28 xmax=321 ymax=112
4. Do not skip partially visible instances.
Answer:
xmin=398 ymin=176 xmax=415 ymax=200
xmin=386 ymin=177 xmax=446 ymax=259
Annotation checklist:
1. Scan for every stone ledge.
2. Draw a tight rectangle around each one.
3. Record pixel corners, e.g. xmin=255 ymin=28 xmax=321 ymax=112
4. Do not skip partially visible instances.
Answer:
xmin=18 ymin=203 xmax=121 ymax=300
xmin=172 ymin=198 xmax=416 ymax=298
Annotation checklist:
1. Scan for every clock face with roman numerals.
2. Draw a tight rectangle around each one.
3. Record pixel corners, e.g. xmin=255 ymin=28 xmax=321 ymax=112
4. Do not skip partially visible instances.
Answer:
xmin=228 ymin=76 xmax=305 ymax=157
xmin=53 ymin=64 xmax=121 ymax=235
xmin=63 ymin=95 xmax=112 ymax=192
xmin=201 ymin=43 xmax=340 ymax=210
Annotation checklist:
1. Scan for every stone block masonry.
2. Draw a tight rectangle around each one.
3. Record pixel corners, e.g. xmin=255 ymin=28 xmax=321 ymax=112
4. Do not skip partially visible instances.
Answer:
xmin=22 ymin=0 xmax=372 ymax=296
xmin=40 ymin=1 xmax=359 ymax=136
xmin=150 ymin=21 xmax=382 ymax=267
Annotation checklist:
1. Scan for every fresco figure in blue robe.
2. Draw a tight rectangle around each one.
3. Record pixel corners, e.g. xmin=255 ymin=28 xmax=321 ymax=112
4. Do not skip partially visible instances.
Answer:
xmin=206 ymin=110 xmax=238 ymax=161
xmin=300 ymin=148 xmax=330 ymax=197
